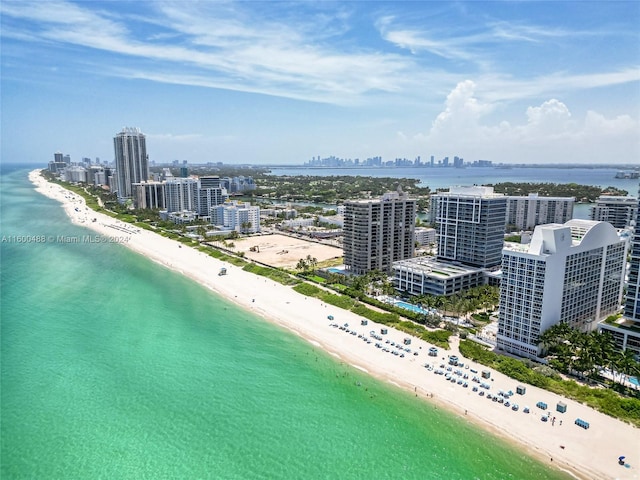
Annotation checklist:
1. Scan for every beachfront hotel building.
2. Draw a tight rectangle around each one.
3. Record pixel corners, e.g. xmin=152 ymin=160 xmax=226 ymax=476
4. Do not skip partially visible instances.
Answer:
xmin=497 ymin=219 xmax=627 ymax=360
xmin=430 ymin=186 xmax=507 ymax=269
xmin=599 ymin=186 xmax=640 ymax=357
xmin=343 ymin=190 xmax=416 ymax=275
xmin=210 ymin=201 xmax=261 ymax=234
xmin=590 ymin=195 xmax=638 ymax=229
xmin=113 ymin=127 xmax=149 ymax=203
xmin=505 ymin=193 xmax=574 ymax=231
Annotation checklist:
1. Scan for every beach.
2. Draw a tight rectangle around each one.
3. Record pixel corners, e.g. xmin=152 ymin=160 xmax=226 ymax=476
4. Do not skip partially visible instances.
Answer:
xmin=31 ymin=170 xmax=639 ymax=480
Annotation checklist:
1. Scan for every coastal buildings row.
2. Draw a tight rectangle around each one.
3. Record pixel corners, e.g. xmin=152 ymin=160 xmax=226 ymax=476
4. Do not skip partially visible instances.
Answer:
xmin=132 ymin=176 xmax=260 ymax=233
xmin=48 ymin=127 xmax=259 ymax=234
xmin=305 ymin=155 xmax=492 ymax=168
xmin=429 ymin=191 xmax=575 ymax=232
xmin=393 ymin=186 xmax=506 ymax=297
xmin=342 ymin=183 xmax=637 ymax=361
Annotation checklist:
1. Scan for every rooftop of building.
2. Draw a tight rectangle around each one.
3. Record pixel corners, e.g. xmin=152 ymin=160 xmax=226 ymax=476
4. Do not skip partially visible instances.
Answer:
xmin=432 ymin=185 xmax=505 ymax=198
xmin=393 ymin=256 xmax=484 ymax=278
xmin=507 ymin=193 xmax=576 ymax=201
xmin=502 ymin=219 xmax=623 ymax=256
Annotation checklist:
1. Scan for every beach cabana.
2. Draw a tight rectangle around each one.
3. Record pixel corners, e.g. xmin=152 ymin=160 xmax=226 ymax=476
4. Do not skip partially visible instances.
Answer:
xmin=516 ymin=385 xmax=526 ymax=395
xmin=556 ymin=401 xmax=567 ymax=413
xmin=380 ymin=328 xmax=388 ymax=335
xmin=481 ymin=369 xmax=491 ymax=379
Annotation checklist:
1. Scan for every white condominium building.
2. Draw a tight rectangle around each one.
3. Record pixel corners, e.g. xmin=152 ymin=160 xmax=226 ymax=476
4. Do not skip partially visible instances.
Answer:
xmin=430 ymin=186 xmax=506 ymax=269
xmin=165 ymin=178 xmax=198 ymax=213
xmin=506 ymin=193 xmax=574 ymax=231
xmin=498 ymin=219 xmax=627 ymax=359
xmin=590 ymin=196 xmax=638 ymax=229
xmin=211 ymin=201 xmax=260 ymax=234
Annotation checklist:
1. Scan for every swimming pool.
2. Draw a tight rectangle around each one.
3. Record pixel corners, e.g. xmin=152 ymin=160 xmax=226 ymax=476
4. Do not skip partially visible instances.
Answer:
xmin=394 ymin=301 xmax=429 ymax=315
xmin=327 ymin=267 xmax=345 ymax=274
xmin=629 ymin=376 xmax=639 ymax=387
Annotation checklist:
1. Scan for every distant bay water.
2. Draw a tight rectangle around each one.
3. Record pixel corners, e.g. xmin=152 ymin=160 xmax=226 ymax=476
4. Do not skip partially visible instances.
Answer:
xmin=267 ymin=165 xmax=638 ymax=191
xmin=1 ymin=163 xmax=571 ymax=479
xmin=268 ymin=165 xmax=640 ymax=221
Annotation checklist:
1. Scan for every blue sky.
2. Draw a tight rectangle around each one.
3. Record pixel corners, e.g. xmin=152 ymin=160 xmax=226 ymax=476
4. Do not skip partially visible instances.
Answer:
xmin=1 ymin=1 xmax=639 ymax=165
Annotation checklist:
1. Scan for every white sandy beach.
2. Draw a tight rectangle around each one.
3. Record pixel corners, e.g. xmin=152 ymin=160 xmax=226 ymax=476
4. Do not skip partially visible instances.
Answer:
xmin=31 ymin=170 xmax=639 ymax=480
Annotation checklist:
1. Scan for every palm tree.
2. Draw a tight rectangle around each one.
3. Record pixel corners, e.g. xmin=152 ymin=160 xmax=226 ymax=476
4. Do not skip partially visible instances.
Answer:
xmin=305 ymin=255 xmax=318 ymax=271
xmin=618 ymin=349 xmax=640 ymax=385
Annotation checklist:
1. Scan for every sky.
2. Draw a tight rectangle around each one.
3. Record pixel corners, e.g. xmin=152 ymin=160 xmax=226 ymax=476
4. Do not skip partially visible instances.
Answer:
xmin=1 ymin=1 xmax=639 ymax=166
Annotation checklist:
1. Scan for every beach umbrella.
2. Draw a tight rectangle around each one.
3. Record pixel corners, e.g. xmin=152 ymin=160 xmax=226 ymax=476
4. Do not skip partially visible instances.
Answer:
xmin=619 ymin=456 xmax=626 ymax=461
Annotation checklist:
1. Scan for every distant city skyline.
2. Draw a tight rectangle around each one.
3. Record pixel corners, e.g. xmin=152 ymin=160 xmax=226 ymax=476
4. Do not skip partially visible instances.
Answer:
xmin=1 ymin=1 xmax=639 ymax=165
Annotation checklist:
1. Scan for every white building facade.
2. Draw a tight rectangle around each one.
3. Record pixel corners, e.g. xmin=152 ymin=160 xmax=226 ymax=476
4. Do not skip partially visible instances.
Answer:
xmin=497 ymin=220 xmax=627 ymax=359
xmin=211 ymin=201 xmax=260 ymax=234
xmin=505 ymin=193 xmax=574 ymax=231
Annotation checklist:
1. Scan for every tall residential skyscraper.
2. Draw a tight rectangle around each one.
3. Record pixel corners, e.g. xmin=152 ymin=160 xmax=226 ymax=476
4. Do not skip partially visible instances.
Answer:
xmin=624 ymin=189 xmax=640 ymax=322
xmin=343 ymin=190 xmax=416 ymax=275
xmin=113 ymin=127 xmax=149 ymax=202
xmin=498 ymin=220 xmax=627 ymax=359
xmin=430 ymin=186 xmax=506 ymax=269
xmin=600 ymin=185 xmax=640 ymax=356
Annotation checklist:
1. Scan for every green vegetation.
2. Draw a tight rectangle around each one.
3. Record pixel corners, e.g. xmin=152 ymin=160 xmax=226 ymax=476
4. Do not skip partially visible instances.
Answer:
xmin=504 ymin=235 xmax=521 ymax=243
xmin=292 ymin=282 xmax=452 ymax=348
xmin=243 ymin=263 xmax=301 ymax=286
xmin=490 ymin=182 xmax=628 ymax=202
xmin=295 ymin=255 xmax=318 ymax=273
xmin=250 ymin=174 xmax=431 ymax=211
xmin=539 ymin=323 xmax=640 ymax=385
xmin=459 ymin=339 xmax=640 ymax=427
xmin=412 ymin=285 xmax=499 ymax=321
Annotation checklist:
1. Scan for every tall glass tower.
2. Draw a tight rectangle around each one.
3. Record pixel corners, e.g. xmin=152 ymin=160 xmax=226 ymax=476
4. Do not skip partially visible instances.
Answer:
xmin=114 ymin=127 xmax=148 ymax=202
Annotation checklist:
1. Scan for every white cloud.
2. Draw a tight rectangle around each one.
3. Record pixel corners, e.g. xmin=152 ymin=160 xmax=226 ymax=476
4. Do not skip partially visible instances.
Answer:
xmin=429 ymin=80 xmax=493 ymax=140
xmin=422 ymin=81 xmax=640 ymax=163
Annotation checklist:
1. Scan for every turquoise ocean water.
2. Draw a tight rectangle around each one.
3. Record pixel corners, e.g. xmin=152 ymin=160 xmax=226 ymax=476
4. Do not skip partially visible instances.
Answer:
xmin=1 ymin=166 xmax=571 ymax=479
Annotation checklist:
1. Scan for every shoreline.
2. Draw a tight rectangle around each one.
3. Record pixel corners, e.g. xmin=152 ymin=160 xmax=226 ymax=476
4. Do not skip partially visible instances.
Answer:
xmin=30 ymin=170 xmax=639 ymax=480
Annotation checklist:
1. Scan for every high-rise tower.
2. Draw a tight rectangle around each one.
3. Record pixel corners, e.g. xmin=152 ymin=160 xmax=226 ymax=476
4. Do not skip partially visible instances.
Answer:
xmin=113 ymin=127 xmax=149 ymax=202
xmin=430 ymin=186 xmax=506 ymax=269
xmin=498 ymin=220 xmax=627 ymax=359
xmin=343 ymin=190 xmax=416 ymax=275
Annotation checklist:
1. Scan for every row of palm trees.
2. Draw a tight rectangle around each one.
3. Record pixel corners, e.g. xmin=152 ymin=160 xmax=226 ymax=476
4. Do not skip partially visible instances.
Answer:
xmin=539 ymin=323 xmax=640 ymax=386
xmin=412 ymin=285 xmax=499 ymax=322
